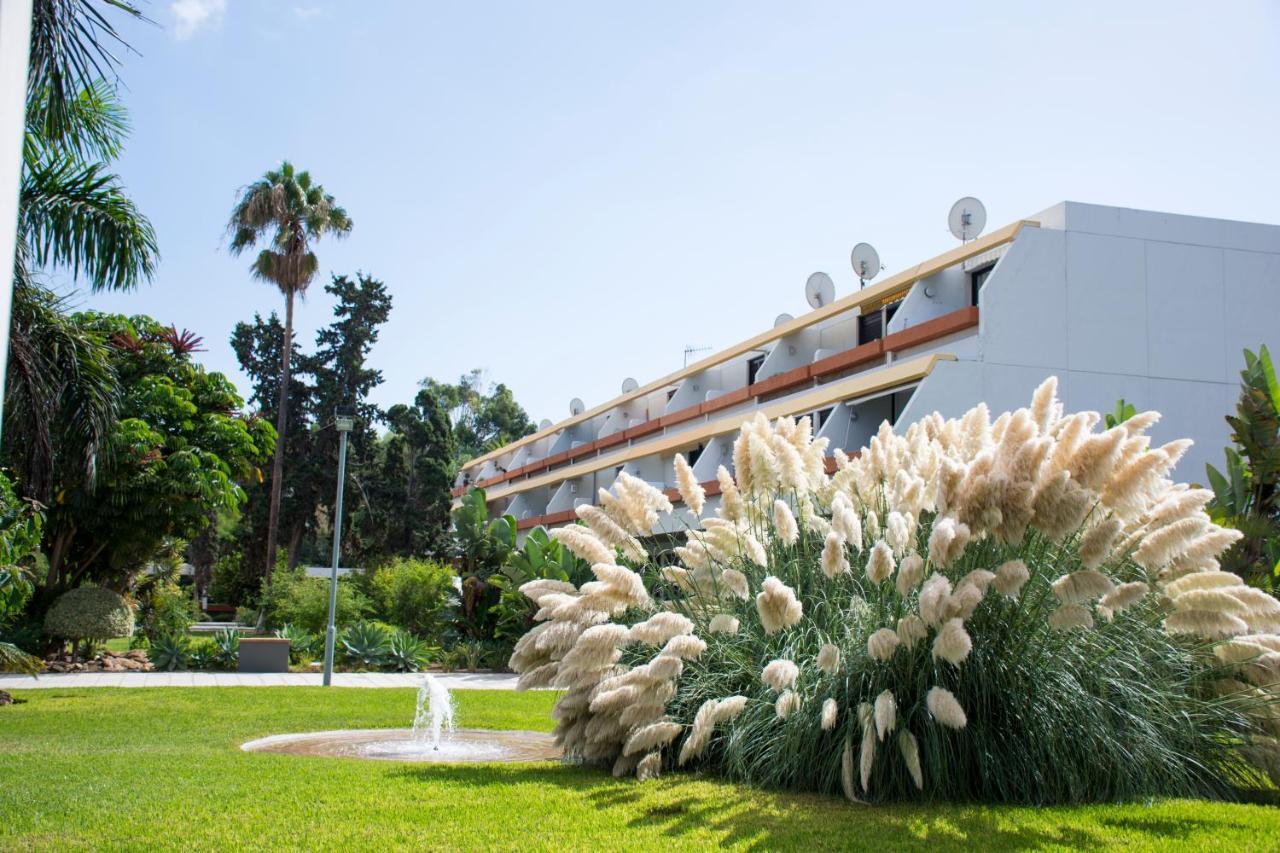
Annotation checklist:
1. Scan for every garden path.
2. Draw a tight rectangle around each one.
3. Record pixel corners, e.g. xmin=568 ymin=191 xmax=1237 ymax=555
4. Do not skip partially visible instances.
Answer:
xmin=0 ymin=671 xmax=519 ymax=690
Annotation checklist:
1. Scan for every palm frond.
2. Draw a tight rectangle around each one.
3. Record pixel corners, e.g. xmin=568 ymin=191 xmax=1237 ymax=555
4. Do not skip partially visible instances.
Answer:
xmin=0 ymin=641 xmax=41 ymax=675
xmin=20 ymin=157 xmax=158 ymax=292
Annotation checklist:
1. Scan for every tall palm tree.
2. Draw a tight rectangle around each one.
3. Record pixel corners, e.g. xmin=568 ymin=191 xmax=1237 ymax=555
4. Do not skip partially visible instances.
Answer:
xmin=227 ymin=163 xmax=351 ymax=586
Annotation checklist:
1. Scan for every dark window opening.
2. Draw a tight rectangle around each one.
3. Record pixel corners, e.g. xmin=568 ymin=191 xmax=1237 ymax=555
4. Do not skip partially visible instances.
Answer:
xmin=970 ymin=264 xmax=995 ymax=306
xmin=885 ymin=299 xmax=901 ymax=324
xmin=857 ymin=310 xmax=884 ymax=343
xmin=687 ymin=444 xmax=704 ymax=466
xmin=747 ymin=354 xmax=766 ymax=385
xmin=666 ymin=388 xmax=677 ymax=401
xmin=815 ymin=407 xmax=833 ymax=430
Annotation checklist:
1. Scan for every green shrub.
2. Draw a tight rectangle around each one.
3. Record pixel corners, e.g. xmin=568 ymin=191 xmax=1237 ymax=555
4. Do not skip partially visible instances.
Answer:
xmin=364 ymin=558 xmax=456 ymax=641
xmin=187 ymin=639 xmax=216 ymax=670
xmin=138 ymin=580 xmax=197 ymax=641
xmin=209 ymin=552 xmax=261 ymax=609
xmin=339 ymin=622 xmax=389 ymax=669
xmin=43 ymin=587 xmax=134 ymax=653
xmin=442 ymin=639 xmax=504 ymax=672
xmin=265 ymin=569 xmax=368 ymax=634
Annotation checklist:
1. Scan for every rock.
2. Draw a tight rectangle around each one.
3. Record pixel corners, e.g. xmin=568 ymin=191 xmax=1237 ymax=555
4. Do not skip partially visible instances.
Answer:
xmin=0 ymin=690 xmax=12 ymax=705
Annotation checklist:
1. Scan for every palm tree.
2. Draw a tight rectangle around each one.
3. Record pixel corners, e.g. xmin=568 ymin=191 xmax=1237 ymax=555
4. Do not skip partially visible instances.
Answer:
xmin=227 ymin=163 xmax=352 ymax=586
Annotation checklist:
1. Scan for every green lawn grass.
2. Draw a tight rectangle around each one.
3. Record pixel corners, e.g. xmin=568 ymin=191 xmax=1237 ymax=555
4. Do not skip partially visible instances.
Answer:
xmin=0 ymin=688 xmax=1277 ymax=851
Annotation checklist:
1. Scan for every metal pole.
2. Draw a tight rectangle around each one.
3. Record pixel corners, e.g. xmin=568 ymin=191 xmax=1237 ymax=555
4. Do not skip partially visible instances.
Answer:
xmin=322 ymin=420 xmax=352 ymax=686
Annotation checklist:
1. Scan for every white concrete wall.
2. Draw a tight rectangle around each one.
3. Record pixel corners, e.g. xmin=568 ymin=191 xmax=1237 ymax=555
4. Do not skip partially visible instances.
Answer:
xmin=902 ymin=202 xmax=1280 ymax=483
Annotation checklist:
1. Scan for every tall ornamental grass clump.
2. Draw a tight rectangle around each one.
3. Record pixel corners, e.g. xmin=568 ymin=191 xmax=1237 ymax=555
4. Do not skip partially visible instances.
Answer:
xmin=509 ymin=379 xmax=1280 ymax=803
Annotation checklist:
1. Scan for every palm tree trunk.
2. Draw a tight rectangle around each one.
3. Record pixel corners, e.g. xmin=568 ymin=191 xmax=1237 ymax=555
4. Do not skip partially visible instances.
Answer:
xmin=262 ymin=288 xmax=295 ymax=591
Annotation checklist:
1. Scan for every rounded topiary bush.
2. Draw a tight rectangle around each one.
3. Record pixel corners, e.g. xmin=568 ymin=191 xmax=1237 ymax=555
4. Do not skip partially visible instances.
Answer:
xmin=44 ymin=586 xmax=134 ymax=651
xmin=510 ymin=378 xmax=1280 ymax=804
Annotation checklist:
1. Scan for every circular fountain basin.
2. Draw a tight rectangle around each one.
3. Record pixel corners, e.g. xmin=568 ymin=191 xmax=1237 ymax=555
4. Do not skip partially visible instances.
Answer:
xmin=241 ymin=728 xmax=561 ymax=763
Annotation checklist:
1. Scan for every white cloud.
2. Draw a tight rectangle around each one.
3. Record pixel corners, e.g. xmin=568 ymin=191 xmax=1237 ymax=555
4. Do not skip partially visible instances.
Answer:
xmin=292 ymin=4 xmax=327 ymax=21
xmin=170 ymin=0 xmax=227 ymax=40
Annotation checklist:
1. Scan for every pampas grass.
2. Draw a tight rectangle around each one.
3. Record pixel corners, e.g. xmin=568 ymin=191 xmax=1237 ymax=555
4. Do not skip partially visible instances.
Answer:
xmin=510 ymin=378 xmax=1276 ymax=804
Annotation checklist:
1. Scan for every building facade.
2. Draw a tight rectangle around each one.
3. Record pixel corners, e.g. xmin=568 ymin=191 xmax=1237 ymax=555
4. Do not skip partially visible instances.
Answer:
xmin=455 ymin=202 xmax=1280 ymax=535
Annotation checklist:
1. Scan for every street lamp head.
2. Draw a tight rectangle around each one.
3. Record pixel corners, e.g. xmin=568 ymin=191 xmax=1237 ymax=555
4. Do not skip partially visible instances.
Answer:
xmin=334 ymin=415 xmax=355 ymax=433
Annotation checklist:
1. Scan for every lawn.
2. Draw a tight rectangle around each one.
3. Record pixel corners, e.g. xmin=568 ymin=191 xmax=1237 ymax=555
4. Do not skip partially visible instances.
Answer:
xmin=0 ymin=688 xmax=1277 ymax=851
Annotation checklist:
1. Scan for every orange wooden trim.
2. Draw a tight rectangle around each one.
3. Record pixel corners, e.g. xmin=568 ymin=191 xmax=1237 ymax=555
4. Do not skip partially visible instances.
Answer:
xmin=882 ymin=306 xmax=978 ymax=354
xmin=567 ymin=441 xmax=597 ymax=462
xmin=451 ymin=486 xmax=466 ymax=497
xmin=659 ymin=406 xmax=701 ymax=428
xmin=700 ymin=386 xmax=752 ymax=416
xmin=595 ymin=432 xmax=627 ymax=451
xmin=624 ymin=419 xmax=663 ymax=441
xmin=748 ymin=364 xmax=812 ymax=399
xmin=810 ymin=339 xmax=884 ymax=379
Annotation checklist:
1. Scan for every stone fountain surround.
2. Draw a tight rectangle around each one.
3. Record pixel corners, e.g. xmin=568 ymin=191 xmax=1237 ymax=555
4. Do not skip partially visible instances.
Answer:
xmin=240 ymin=727 xmax=561 ymax=763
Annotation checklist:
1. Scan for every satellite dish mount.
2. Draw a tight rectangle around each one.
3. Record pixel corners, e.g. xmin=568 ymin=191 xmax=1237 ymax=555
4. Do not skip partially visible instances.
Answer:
xmin=850 ymin=243 xmax=882 ymax=289
xmin=948 ymin=196 xmax=987 ymax=243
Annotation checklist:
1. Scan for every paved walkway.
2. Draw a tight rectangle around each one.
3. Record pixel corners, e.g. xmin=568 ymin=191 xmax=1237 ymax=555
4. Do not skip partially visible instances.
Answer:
xmin=0 ymin=671 xmax=519 ymax=690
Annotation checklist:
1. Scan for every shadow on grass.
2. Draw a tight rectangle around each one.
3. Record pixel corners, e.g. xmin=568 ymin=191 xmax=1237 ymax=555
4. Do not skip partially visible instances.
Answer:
xmin=389 ymin=761 xmax=1251 ymax=851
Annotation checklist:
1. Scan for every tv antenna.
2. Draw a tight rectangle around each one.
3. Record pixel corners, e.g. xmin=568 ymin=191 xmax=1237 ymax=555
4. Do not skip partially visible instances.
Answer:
xmin=683 ymin=344 xmax=711 ymax=367
xmin=569 ymin=397 xmax=585 ymax=416
xmin=948 ymin=197 xmax=987 ymax=242
xmin=620 ymin=377 xmax=639 ymax=394
xmin=805 ymin=272 xmax=835 ymax=309
xmin=850 ymin=243 xmax=881 ymax=288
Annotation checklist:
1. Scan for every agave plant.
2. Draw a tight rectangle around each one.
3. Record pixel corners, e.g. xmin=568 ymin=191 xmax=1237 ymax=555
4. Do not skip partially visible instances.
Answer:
xmin=148 ymin=633 xmax=190 ymax=672
xmin=510 ymin=378 xmax=1280 ymax=803
xmin=187 ymin=642 xmax=215 ymax=671
xmin=386 ymin=631 xmax=434 ymax=673
xmin=212 ymin=628 xmax=239 ymax=670
xmin=339 ymin=622 xmax=390 ymax=669
xmin=274 ymin=624 xmax=317 ymax=664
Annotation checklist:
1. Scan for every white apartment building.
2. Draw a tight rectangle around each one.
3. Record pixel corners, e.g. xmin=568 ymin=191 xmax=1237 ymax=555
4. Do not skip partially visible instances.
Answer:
xmin=455 ymin=202 xmax=1280 ymax=535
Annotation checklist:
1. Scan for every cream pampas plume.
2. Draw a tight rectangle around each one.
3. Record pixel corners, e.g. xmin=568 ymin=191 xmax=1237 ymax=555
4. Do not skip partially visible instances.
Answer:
xmin=773 ymin=500 xmax=799 ymax=545
xmin=1052 ymin=569 xmax=1115 ymax=604
xmin=721 ymin=569 xmax=750 ymax=601
xmin=661 ymin=634 xmax=707 ymax=661
xmin=867 ymin=628 xmax=900 ymax=661
xmin=817 ymin=642 xmax=841 ymax=674
xmin=550 ymin=526 xmax=615 ymax=567
xmin=576 ymin=505 xmax=647 ymax=563
xmin=1165 ymin=570 xmax=1245 ymax=598
xmin=821 ymin=531 xmax=850 ymax=578
xmin=708 ymin=614 xmax=739 ymax=634
xmin=918 ymin=574 xmax=953 ymax=627
xmin=874 ymin=690 xmax=896 ymax=740
xmin=714 ymin=695 xmax=749 ymax=724
xmin=716 ymin=465 xmax=746 ymax=523
xmin=895 ymin=554 xmax=925 ymax=597
xmin=841 ymin=734 xmax=856 ymax=802
xmin=926 ymin=687 xmax=968 ymax=729
xmin=756 ymin=576 xmax=803 ymax=634
xmin=623 ymin=721 xmax=684 ymax=756
xmin=628 ymin=612 xmax=694 ymax=645
xmin=932 ymin=618 xmax=973 ymax=666
xmin=1079 ymin=517 xmax=1122 ymax=569
xmin=1049 ymin=603 xmax=1094 ymax=630
xmin=927 ymin=516 xmax=971 ymax=568
xmin=674 ymin=453 xmax=705 ymax=516
xmin=886 ymin=511 xmax=912 ymax=556
xmin=858 ymin=702 xmax=876 ymax=791
xmin=821 ymin=697 xmax=839 ymax=730
xmin=762 ymin=658 xmax=800 ymax=692
xmin=775 ymin=690 xmax=801 ymax=719
xmin=898 ymin=731 xmax=923 ymax=789
xmin=1164 ymin=609 xmax=1249 ymax=639
xmin=897 ymin=614 xmax=927 ymax=650
xmin=636 ymin=751 xmax=662 ymax=781
xmin=678 ymin=699 xmax=721 ymax=765
xmin=993 ymin=560 xmax=1030 ymax=598
xmin=1100 ymin=581 xmax=1148 ymax=613
xmin=865 ymin=540 xmax=896 ymax=584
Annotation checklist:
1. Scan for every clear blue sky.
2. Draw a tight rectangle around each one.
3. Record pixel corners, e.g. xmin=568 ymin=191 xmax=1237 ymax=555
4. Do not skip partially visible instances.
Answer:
xmin=79 ymin=1 xmax=1280 ymax=426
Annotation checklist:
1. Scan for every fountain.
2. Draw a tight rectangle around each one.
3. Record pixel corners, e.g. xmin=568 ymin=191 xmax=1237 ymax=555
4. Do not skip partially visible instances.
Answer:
xmin=241 ymin=674 xmax=560 ymax=763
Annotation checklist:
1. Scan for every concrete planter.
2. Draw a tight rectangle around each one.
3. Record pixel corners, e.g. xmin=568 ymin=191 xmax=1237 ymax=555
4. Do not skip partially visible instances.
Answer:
xmin=238 ymin=638 xmax=290 ymax=673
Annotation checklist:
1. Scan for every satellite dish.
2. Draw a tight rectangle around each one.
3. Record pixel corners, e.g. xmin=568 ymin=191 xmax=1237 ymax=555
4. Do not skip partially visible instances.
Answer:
xmin=774 ymin=312 xmax=794 ymax=328
xmin=948 ymin=197 xmax=987 ymax=242
xmin=805 ymin=272 xmax=835 ymax=309
xmin=621 ymin=377 xmax=639 ymax=394
xmin=850 ymin=243 xmax=881 ymax=287
xmin=569 ymin=398 xmax=585 ymax=416
xmin=538 ymin=418 xmax=552 ymax=431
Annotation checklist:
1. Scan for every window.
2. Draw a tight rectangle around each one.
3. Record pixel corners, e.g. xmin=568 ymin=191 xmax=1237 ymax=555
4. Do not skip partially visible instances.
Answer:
xmin=666 ymin=388 xmax=677 ymax=402
xmin=687 ymin=444 xmax=704 ymax=466
xmin=857 ymin=309 xmax=883 ymax=343
xmin=815 ymin=407 xmax=833 ymax=430
xmin=970 ymin=264 xmax=995 ymax=306
xmin=747 ymin=354 xmax=766 ymax=385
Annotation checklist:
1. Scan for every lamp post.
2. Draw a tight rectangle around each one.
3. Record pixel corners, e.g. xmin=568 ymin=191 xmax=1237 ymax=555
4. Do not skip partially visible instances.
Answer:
xmin=322 ymin=414 xmax=355 ymax=686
